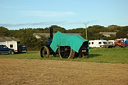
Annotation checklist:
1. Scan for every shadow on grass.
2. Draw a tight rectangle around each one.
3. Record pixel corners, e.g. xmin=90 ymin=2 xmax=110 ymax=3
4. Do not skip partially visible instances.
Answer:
xmin=26 ymin=52 xmax=38 ymax=54
xmin=15 ymin=52 xmax=38 ymax=55
xmin=89 ymin=54 xmax=101 ymax=58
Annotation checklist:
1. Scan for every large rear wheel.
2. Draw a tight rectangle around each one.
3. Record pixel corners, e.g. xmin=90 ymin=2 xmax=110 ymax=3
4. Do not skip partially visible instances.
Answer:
xmin=58 ymin=46 xmax=75 ymax=59
xmin=40 ymin=46 xmax=50 ymax=58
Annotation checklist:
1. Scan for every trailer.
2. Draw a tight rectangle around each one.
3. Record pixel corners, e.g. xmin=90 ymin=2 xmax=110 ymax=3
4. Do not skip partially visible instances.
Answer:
xmin=89 ymin=40 xmax=111 ymax=48
xmin=40 ymin=27 xmax=89 ymax=59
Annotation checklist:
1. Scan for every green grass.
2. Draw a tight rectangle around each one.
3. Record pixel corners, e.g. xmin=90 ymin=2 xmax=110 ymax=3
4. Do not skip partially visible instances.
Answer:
xmin=0 ymin=48 xmax=128 ymax=64
xmin=74 ymin=48 xmax=128 ymax=64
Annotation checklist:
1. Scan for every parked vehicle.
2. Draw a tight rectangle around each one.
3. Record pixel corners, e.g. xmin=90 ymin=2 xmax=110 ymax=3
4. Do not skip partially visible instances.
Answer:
xmin=115 ymin=38 xmax=128 ymax=47
xmin=107 ymin=40 xmax=115 ymax=48
xmin=89 ymin=40 xmax=112 ymax=48
xmin=0 ymin=41 xmax=18 ymax=53
xmin=18 ymin=45 xmax=27 ymax=53
xmin=89 ymin=39 xmax=128 ymax=48
xmin=0 ymin=45 xmax=15 ymax=54
xmin=125 ymin=38 xmax=128 ymax=47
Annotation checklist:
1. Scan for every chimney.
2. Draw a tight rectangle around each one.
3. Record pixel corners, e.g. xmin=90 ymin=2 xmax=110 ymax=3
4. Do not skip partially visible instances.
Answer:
xmin=50 ymin=27 xmax=53 ymax=41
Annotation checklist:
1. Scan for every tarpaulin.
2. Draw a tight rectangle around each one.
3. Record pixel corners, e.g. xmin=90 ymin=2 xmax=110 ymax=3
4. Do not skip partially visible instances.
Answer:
xmin=50 ymin=31 xmax=88 ymax=52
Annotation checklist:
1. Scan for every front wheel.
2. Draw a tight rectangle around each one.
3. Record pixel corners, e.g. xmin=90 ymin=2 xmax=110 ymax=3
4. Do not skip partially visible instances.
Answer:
xmin=10 ymin=51 xmax=14 ymax=55
xmin=40 ymin=46 xmax=50 ymax=58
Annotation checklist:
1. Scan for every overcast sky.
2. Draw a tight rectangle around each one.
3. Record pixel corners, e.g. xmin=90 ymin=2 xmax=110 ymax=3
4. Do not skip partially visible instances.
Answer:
xmin=0 ymin=0 xmax=128 ymax=30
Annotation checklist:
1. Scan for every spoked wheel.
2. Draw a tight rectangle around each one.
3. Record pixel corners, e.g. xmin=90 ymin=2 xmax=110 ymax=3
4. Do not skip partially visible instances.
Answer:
xmin=58 ymin=46 xmax=75 ymax=59
xmin=40 ymin=46 xmax=50 ymax=58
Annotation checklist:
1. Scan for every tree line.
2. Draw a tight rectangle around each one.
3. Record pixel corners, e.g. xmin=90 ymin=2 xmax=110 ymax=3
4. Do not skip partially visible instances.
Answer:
xmin=0 ymin=25 xmax=128 ymax=50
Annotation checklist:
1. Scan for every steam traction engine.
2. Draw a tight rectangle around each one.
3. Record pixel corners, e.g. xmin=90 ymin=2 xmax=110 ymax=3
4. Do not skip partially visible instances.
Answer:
xmin=40 ymin=27 xmax=89 ymax=59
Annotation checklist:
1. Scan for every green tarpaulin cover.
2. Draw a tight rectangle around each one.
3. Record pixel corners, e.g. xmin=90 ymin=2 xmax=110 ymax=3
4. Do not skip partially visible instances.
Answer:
xmin=50 ymin=31 xmax=88 ymax=52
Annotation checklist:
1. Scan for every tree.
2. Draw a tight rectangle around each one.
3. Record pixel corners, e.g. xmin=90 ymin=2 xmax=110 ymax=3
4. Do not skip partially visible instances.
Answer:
xmin=0 ymin=26 xmax=9 ymax=36
xmin=107 ymin=25 xmax=120 ymax=32
xmin=67 ymin=28 xmax=85 ymax=33
xmin=1 ymin=25 xmax=128 ymax=50
xmin=50 ymin=25 xmax=66 ymax=33
xmin=116 ymin=31 xmax=128 ymax=38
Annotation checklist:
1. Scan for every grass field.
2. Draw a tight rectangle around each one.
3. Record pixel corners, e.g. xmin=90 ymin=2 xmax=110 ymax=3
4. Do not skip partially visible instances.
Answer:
xmin=1 ymin=48 xmax=128 ymax=85
xmin=0 ymin=48 xmax=128 ymax=64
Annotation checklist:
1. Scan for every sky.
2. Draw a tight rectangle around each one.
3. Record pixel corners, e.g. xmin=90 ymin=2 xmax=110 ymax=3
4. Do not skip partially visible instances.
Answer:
xmin=0 ymin=0 xmax=128 ymax=30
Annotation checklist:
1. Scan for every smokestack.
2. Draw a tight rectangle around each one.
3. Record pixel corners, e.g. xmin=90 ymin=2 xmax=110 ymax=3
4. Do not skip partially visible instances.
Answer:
xmin=50 ymin=27 xmax=53 ymax=41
